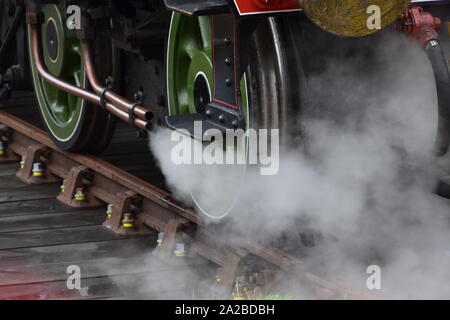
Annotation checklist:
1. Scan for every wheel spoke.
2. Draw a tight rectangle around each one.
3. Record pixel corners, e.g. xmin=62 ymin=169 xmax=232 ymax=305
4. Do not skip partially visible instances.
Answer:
xmin=182 ymin=35 xmax=201 ymax=59
xmin=72 ymin=43 xmax=81 ymax=56
xmin=67 ymin=92 xmax=78 ymax=111
xmin=42 ymin=81 xmax=58 ymax=102
xmin=179 ymin=17 xmax=206 ymax=59
xmin=66 ymin=70 xmax=80 ymax=109
xmin=178 ymin=89 xmax=189 ymax=113
xmin=54 ymin=90 xmax=71 ymax=122
xmin=198 ymin=16 xmax=212 ymax=49
xmin=73 ymin=70 xmax=82 ymax=87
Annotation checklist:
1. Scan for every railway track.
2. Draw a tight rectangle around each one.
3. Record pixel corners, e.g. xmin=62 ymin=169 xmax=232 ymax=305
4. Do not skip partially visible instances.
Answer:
xmin=0 ymin=93 xmax=360 ymax=300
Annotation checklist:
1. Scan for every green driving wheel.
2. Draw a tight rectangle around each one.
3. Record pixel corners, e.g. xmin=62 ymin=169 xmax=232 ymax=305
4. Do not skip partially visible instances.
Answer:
xmin=166 ymin=13 xmax=306 ymax=221
xmin=167 ymin=13 xmax=250 ymax=221
xmin=28 ymin=3 xmax=115 ymax=153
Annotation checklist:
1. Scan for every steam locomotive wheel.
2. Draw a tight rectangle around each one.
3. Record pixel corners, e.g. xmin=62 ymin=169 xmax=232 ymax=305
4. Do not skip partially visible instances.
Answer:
xmin=27 ymin=3 xmax=115 ymax=153
xmin=166 ymin=14 xmax=306 ymax=220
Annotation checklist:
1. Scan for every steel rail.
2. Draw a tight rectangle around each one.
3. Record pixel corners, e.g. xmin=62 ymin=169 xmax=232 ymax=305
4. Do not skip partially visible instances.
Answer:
xmin=0 ymin=110 xmax=195 ymax=222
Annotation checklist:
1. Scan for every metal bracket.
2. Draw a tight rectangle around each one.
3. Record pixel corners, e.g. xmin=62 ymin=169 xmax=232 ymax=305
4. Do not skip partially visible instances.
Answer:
xmin=165 ymin=14 xmax=259 ymax=141
xmin=0 ymin=125 xmax=19 ymax=163
xmin=16 ymin=144 xmax=59 ymax=185
xmin=157 ymin=219 xmax=187 ymax=263
xmin=56 ymin=166 xmax=103 ymax=208
xmin=155 ymin=218 xmax=205 ymax=265
xmin=102 ymin=190 xmax=152 ymax=236
xmin=163 ymin=0 xmax=229 ymax=16
xmin=216 ymin=251 xmax=248 ymax=292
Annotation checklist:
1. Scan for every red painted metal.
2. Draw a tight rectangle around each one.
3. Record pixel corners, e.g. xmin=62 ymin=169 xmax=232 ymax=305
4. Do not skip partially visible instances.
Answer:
xmin=394 ymin=6 xmax=442 ymax=47
xmin=233 ymin=0 xmax=302 ymax=15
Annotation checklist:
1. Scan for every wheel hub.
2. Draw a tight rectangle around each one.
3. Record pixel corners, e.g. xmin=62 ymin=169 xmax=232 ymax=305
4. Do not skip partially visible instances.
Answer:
xmin=194 ymin=72 xmax=211 ymax=114
xmin=42 ymin=5 xmax=66 ymax=77
xmin=45 ymin=18 xmax=59 ymax=62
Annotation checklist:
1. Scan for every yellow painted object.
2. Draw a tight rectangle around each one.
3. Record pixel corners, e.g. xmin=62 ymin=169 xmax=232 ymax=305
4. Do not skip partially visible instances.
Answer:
xmin=60 ymin=180 xmax=66 ymax=193
xmin=20 ymin=156 xmax=25 ymax=169
xmin=174 ymin=243 xmax=186 ymax=257
xmin=301 ymin=0 xmax=410 ymax=37
xmin=32 ymin=163 xmax=44 ymax=177
xmin=122 ymin=213 xmax=134 ymax=228
xmin=74 ymin=190 xmax=86 ymax=201
xmin=106 ymin=204 xmax=113 ymax=219
xmin=0 ymin=150 xmax=4 ymax=156
xmin=233 ymin=296 xmax=245 ymax=300
xmin=157 ymin=232 xmax=165 ymax=247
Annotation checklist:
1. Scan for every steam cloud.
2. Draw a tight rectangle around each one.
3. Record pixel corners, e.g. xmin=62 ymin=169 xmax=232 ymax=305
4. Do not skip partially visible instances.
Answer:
xmin=149 ymin=30 xmax=450 ymax=299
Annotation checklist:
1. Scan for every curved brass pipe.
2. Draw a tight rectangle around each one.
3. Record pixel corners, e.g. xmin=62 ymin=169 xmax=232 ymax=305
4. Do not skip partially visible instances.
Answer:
xmin=30 ymin=25 xmax=151 ymax=130
xmin=81 ymin=40 xmax=153 ymax=122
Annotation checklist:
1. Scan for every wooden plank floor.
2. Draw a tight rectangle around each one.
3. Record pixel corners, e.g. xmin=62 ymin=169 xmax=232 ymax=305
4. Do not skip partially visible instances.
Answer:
xmin=0 ymin=93 xmax=198 ymax=299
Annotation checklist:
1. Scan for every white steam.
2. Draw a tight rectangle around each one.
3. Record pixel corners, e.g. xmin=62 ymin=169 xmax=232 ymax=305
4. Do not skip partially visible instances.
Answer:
xmin=149 ymin=31 xmax=450 ymax=299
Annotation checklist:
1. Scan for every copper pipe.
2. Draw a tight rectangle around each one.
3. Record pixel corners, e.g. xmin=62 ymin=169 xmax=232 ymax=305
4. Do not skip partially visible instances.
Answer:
xmin=30 ymin=25 xmax=151 ymax=130
xmin=81 ymin=40 xmax=153 ymax=121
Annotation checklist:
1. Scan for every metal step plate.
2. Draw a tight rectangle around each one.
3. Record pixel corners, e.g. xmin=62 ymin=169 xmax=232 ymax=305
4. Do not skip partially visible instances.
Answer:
xmin=164 ymin=0 xmax=229 ymax=16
